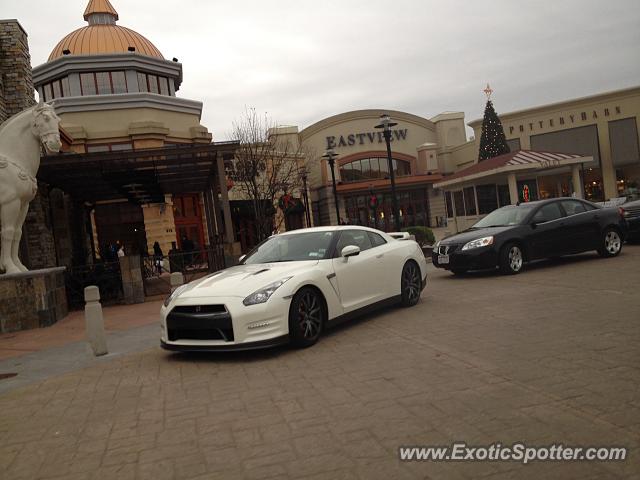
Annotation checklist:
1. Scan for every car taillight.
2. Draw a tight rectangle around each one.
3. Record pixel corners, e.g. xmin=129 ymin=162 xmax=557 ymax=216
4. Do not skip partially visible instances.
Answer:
xmin=619 ymin=207 xmax=629 ymax=218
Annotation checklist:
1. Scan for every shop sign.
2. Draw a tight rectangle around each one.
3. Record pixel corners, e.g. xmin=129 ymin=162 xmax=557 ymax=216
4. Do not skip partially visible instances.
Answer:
xmin=507 ymin=106 xmax=622 ymax=135
xmin=326 ymin=129 xmax=408 ymax=150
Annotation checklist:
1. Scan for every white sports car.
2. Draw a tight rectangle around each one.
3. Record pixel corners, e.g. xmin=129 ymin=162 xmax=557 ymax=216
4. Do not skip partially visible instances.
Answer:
xmin=160 ymin=226 xmax=428 ymax=351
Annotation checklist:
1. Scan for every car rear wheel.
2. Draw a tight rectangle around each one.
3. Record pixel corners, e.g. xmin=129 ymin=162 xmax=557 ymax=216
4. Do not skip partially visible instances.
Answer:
xmin=597 ymin=228 xmax=622 ymax=257
xmin=288 ymin=287 xmax=324 ymax=348
xmin=401 ymin=261 xmax=421 ymax=307
xmin=499 ymin=243 xmax=524 ymax=275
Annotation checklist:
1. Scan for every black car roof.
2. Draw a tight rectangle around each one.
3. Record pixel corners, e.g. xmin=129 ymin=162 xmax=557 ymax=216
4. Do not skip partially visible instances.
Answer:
xmin=515 ymin=197 xmax=593 ymax=207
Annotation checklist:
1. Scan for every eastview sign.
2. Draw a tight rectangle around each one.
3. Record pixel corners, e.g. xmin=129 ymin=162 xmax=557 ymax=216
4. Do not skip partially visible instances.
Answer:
xmin=326 ymin=129 xmax=408 ymax=149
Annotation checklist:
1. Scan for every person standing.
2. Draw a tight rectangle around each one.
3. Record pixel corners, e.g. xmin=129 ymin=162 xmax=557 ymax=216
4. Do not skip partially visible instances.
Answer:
xmin=153 ymin=241 xmax=164 ymax=275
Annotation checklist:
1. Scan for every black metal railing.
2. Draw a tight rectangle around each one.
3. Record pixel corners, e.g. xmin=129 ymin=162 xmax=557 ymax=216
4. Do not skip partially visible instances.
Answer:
xmin=65 ymin=261 xmax=123 ymax=309
xmin=141 ymin=246 xmax=226 ymax=297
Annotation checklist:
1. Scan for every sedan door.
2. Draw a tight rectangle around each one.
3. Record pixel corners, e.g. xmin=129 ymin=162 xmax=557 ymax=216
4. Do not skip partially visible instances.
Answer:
xmin=558 ymin=200 xmax=600 ymax=252
xmin=527 ymin=202 xmax=568 ymax=259
xmin=331 ymin=229 xmax=385 ymax=312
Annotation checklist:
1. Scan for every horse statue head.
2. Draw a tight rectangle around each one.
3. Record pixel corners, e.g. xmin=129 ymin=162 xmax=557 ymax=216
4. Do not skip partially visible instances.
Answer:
xmin=0 ymin=99 xmax=62 ymax=275
xmin=32 ymin=99 xmax=62 ymax=154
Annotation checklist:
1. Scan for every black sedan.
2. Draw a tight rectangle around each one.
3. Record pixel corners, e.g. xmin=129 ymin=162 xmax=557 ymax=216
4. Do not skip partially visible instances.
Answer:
xmin=433 ymin=198 xmax=626 ymax=275
xmin=619 ymin=199 xmax=640 ymax=242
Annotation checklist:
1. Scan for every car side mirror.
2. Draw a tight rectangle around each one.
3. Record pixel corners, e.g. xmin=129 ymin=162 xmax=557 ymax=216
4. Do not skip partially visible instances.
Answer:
xmin=341 ymin=245 xmax=360 ymax=259
xmin=238 ymin=254 xmax=246 ymax=263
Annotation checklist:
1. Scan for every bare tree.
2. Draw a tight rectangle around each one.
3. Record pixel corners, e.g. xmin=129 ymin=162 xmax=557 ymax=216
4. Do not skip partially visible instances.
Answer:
xmin=229 ymin=107 xmax=310 ymax=242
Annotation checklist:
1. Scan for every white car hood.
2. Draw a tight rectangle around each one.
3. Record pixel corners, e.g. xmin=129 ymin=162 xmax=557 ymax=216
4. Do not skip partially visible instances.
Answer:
xmin=176 ymin=261 xmax=319 ymax=299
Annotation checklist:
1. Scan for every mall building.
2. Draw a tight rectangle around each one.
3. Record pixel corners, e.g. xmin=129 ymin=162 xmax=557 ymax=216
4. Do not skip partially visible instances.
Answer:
xmin=433 ymin=86 xmax=640 ymax=232
xmin=31 ymin=0 xmax=237 ymax=264
xmin=267 ymin=110 xmax=472 ymax=234
xmin=267 ymin=85 xmax=639 ymax=236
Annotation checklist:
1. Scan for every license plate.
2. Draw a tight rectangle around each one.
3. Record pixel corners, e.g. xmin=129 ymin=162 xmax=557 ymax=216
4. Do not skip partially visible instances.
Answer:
xmin=438 ymin=254 xmax=449 ymax=265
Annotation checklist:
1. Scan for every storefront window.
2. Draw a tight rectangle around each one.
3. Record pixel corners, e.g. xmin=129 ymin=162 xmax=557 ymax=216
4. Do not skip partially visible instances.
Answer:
xmin=453 ymin=190 xmax=465 ymax=216
xmin=339 ymin=157 xmax=411 ymax=183
xmin=476 ymin=184 xmax=498 ymax=214
xmin=343 ymin=188 xmax=429 ymax=231
xmin=610 ymin=118 xmax=640 ymax=200
xmin=497 ymin=185 xmax=511 ymax=207
xmin=445 ymin=191 xmax=453 ymax=217
xmin=463 ymin=187 xmax=477 ymax=215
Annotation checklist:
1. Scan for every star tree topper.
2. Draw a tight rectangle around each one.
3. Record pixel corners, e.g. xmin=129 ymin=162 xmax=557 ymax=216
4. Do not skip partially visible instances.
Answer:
xmin=483 ymin=83 xmax=493 ymax=100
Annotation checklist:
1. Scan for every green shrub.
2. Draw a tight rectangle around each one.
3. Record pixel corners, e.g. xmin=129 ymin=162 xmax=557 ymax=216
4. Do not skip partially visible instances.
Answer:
xmin=402 ymin=226 xmax=435 ymax=246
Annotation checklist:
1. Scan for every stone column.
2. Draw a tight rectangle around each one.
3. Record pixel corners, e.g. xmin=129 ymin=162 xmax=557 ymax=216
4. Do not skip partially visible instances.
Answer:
xmin=507 ymin=172 xmax=519 ymax=205
xmin=571 ymin=164 xmax=584 ymax=198
xmin=215 ymin=153 xmax=235 ymax=243
xmin=119 ymin=255 xmax=144 ymax=304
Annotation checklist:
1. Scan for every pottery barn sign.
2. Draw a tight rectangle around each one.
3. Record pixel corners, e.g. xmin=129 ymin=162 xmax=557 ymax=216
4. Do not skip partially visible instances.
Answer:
xmin=507 ymin=106 xmax=622 ymax=135
xmin=326 ymin=129 xmax=408 ymax=149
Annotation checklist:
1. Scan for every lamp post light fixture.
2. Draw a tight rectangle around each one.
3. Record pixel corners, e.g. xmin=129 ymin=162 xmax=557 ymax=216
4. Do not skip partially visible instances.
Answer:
xmin=322 ymin=148 xmax=341 ymax=225
xmin=375 ymin=113 xmax=401 ymax=231
xmin=301 ymin=170 xmax=312 ymax=227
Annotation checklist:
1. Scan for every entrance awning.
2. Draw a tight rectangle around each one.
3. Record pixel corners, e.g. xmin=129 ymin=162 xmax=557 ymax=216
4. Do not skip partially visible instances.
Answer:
xmin=39 ymin=142 xmax=239 ymax=203
xmin=434 ymin=150 xmax=591 ymax=189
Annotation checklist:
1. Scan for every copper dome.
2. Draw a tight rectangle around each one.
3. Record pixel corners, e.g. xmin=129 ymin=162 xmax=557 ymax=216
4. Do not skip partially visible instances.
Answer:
xmin=48 ymin=0 xmax=164 ymax=61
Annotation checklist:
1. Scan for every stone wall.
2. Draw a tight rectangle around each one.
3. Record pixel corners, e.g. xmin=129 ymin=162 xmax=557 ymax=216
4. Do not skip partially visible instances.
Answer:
xmin=22 ymin=186 xmax=58 ymax=270
xmin=0 ymin=267 xmax=67 ymax=333
xmin=0 ymin=20 xmax=35 ymax=123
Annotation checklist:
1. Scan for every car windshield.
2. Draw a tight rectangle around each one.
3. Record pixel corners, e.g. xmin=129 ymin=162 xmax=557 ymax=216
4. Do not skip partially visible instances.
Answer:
xmin=472 ymin=205 xmax=536 ymax=228
xmin=243 ymin=231 xmax=336 ymax=264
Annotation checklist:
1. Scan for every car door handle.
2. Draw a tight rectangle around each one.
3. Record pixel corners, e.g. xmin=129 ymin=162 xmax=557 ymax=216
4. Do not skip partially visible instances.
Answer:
xmin=594 ymin=214 xmax=600 ymax=219
xmin=376 ymin=253 xmax=384 ymax=258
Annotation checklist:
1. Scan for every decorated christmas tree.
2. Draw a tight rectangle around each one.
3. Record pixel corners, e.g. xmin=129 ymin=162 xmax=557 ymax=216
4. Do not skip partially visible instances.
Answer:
xmin=478 ymin=84 xmax=510 ymax=161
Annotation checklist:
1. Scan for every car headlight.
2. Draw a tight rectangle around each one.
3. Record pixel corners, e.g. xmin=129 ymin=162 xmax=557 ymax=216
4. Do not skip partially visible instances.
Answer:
xmin=163 ymin=284 xmax=189 ymax=307
xmin=461 ymin=236 xmax=494 ymax=251
xmin=243 ymin=277 xmax=292 ymax=306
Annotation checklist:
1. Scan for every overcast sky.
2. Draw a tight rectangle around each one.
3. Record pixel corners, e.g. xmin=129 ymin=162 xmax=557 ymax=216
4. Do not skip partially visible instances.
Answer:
xmin=4 ymin=0 xmax=639 ymax=140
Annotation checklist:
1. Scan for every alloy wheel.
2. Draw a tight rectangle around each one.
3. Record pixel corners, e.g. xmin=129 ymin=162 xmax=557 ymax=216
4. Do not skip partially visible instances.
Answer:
xmin=509 ymin=246 xmax=523 ymax=272
xmin=402 ymin=262 xmax=421 ymax=305
xmin=605 ymin=231 xmax=621 ymax=255
xmin=297 ymin=291 xmax=322 ymax=339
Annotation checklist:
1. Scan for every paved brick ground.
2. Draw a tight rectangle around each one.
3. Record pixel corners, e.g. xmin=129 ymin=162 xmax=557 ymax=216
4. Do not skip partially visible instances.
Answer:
xmin=1 ymin=246 xmax=639 ymax=479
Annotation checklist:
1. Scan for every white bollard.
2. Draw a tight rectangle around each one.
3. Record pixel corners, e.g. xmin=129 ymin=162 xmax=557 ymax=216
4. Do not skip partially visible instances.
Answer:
xmin=170 ymin=272 xmax=184 ymax=292
xmin=84 ymin=286 xmax=108 ymax=356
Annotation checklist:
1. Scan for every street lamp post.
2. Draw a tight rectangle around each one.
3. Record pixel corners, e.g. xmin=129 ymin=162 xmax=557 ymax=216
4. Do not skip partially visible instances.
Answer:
xmin=301 ymin=171 xmax=311 ymax=227
xmin=322 ymin=148 xmax=341 ymax=225
xmin=375 ymin=114 xmax=401 ymax=231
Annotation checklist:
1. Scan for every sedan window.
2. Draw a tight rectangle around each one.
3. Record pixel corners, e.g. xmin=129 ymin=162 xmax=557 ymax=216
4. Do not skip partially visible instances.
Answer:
xmin=368 ymin=232 xmax=387 ymax=248
xmin=336 ymin=230 xmax=373 ymax=255
xmin=560 ymin=200 xmax=587 ymax=216
xmin=532 ymin=203 xmax=564 ymax=223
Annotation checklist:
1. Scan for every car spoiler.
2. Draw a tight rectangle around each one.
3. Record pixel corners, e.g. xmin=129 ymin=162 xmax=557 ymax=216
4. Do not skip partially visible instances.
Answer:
xmin=389 ymin=232 xmax=411 ymax=240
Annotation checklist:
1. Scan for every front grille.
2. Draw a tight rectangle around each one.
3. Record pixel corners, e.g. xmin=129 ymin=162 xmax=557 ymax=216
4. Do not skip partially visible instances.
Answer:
xmin=624 ymin=206 xmax=640 ymax=218
xmin=437 ymin=244 xmax=458 ymax=255
xmin=167 ymin=305 xmax=234 ymax=342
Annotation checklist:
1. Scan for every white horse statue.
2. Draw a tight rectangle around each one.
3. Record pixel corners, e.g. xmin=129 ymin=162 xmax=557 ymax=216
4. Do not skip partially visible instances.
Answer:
xmin=0 ymin=99 xmax=61 ymax=275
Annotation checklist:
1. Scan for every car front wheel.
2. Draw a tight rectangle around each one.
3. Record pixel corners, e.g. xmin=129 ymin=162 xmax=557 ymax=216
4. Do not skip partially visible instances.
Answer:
xmin=401 ymin=261 xmax=422 ymax=307
xmin=288 ymin=287 xmax=324 ymax=348
xmin=499 ymin=243 xmax=524 ymax=275
xmin=598 ymin=228 xmax=622 ymax=257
